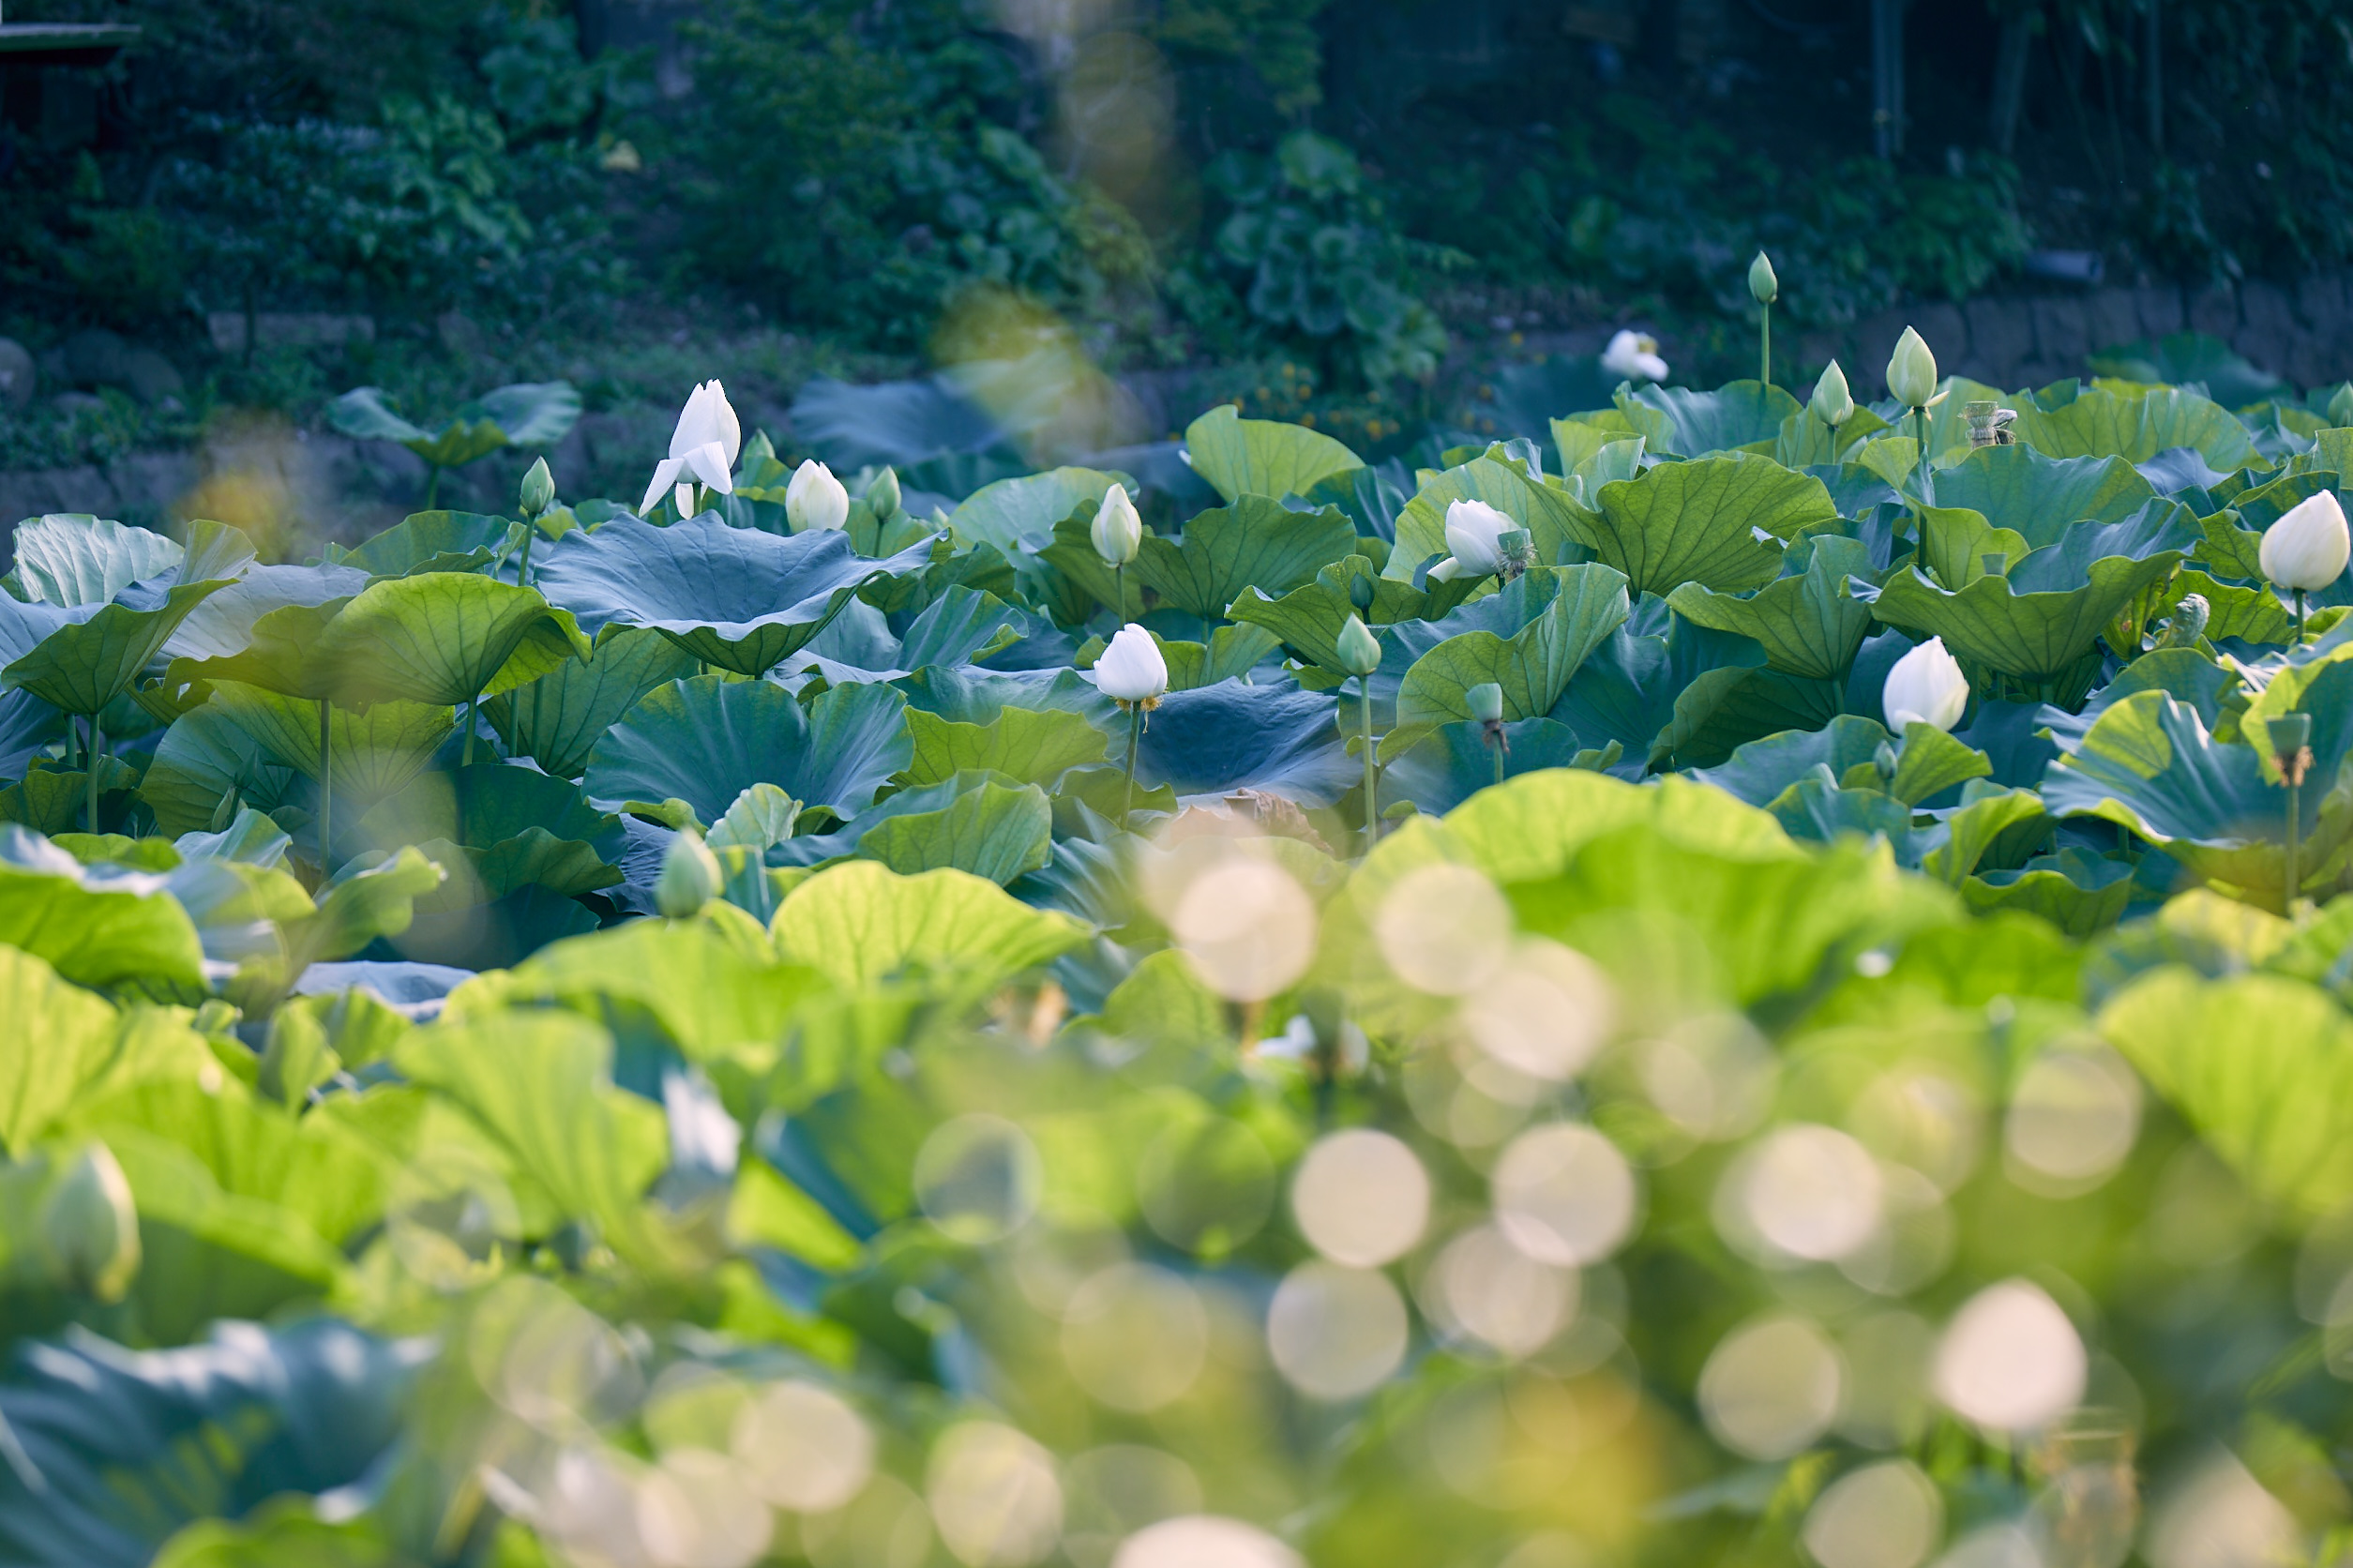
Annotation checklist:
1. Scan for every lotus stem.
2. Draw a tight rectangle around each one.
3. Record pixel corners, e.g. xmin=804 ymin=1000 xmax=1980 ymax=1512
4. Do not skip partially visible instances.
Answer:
xmin=1122 ymin=701 xmax=1142 ymax=824
xmin=1361 ymin=673 xmax=1380 ymax=852
xmin=1113 ymin=563 xmax=1127 ymax=623
xmin=1827 ymin=415 xmax=1844 ymax=466
xmin=517 ymin=527 xmax=535 ymax=590
xmin=2294 ymin=588 xmax=2307 ymax=641
xmin=463 ymin=695 xmax=478 ymax=767
xmin=317 ymin=699 xmax=333 ymax=874
xmin=1913 ymin=405 xmax=1935 ymax=506
xmin=1760 ymin=304 xmax=1772 ymax=388
xmin=84 ymin=717 xmax=101 ymax=835
xmin=2285 ymin=778 xmax=2301 ymax=910
xmin=426 ymin=465 xmax=442 ymax=511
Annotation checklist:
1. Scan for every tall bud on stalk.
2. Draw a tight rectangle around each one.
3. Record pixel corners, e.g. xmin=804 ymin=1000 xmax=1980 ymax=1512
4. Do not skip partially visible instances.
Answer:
xmin=1092 ymin=484 xmax=1142 ymax=565
xmin=1886 ymin=326 xmax=1939 ymax=411
xmin=1335 ymin=615 xmax=1381 ymax=677
xmin=866 ymin=465 xmax=902 ymax=520
xmin=519 ymin=456 xmax=555 ymax=518
xmin=1811 ymin=360 xmax=1855 ymax=428
xmin=1747 ymin=250 xmax=1779 ymax=306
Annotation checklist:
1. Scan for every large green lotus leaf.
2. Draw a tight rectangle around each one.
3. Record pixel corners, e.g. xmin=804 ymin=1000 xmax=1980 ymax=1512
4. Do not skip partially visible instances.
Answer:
xmin=161 ymin=599 xmax=351 ymax=704
xmin=1128 ymin=497 xmax=1357 ymax=621
xmin=774 ymin=861 xmax=1088 ymax=988
xmin=2005 ymin=500 xmax=2202 ymax=594
xmin=469 ymin=379 xmax=582 ymax=446
xmin=2042 ymin=686 xmax=2353 ymax=899
xmin=0 ymin=1318 xmax=418 ymax=1568
xmin=1546 ymin=612 xmax=1765 ymax=761
xmin=397 ymin=1013 xmax=674 ymax=1269
xmin=902 ymin=705 xmax=1108 ymax=788
xmin=1228 ymin=555 xmax=1453 ymax=671
xmin=534 ymin=514 xmax=935 ymax=676
xmin=1864 ymin=552 xmax=2184 ymax=681
xmin=797 ymin=587 xmax=1030 ymax=681
xmin=354 ymin=762 xmax=618 ymax=858
xmin=1389 ymin=564 xmax=1631 ymax=749
xmin=8 ymin=514 xmax=183 ymax=607
xmin=948 ymin=466 xmax=1130 ymax=554
xmin=1964 ymin=851 xmax=2134 ymax=937
xmin=414 ymin=828 xmax=618 ymax=901
xmin=853 ymin=776 xmax=1054 ymax=884
xmin=2037 ymin=647 xmax=2232 ymax=756
xmin=2194 ymin=470 xmax=2345 ymax=587
xmin=1383 ymin=456 xmax=1591 ymax=583
xmin=0 ymin=831 xmax=204 ymax=994
xmin=1915 ymin=506 xmax=2030 ymax=588
xmin=153 ymin=1507 xmax=409 ymax=1568
xmin=2164 ymin=568 xmax=2293 ymax=645
xmin=0 ymin=759 xmax=138 ymax=837
xmin=586 ymin=676 xmax=911 ymax=826
xmin=1920 ymin=782 xmax=2051 ymax=884
xmin=205 ymin=683 xmax=452 ymax=805
xmin=1183 ymin=403 xmax=1363 ymax=504
xmin=322 ymin=510 xmax=520 ymax=578
xmin=1765 ymin=776 xmax=1920 ymax=858
xmin=448 ymin=919 xmax=825 ymax=1069
xmin=484 ymin=625 xmax=699 ymax=779
xmin=1135 ymin=679 xmax=1353 ymax=805
xmin=1652 ymin=665 xmax=1845 ymax=770
xmin=322 ymin=385 xmax=430 ymax=445
xmin=2100 ymin=967 xmax=2353 ymax=1215
xmin=0 ymin=945 xmax=200 ymax=1155
xmin=1930 ymin=445 xmax=2158 ymax=545
xmin=316 ymin=574 xmax=589 ymax=707
xmin=139 ymin=706 xmax=296 ymax=837
xmin=4 ymin=580 xmax=230 ymax=716
xmin=1689 ymin=714 xmax=1894 ymax=807
xmin=1886 ymin=722 xmax=1994 ymax=805
xmin=1618 ymin=379 xmax=1802 ymax=457
xmin=1381 ymin=718 xmax=1612 ymax=816
xmin=1035 ymin=505 xmax=1132 ymax=621
xmin=1584 ymin=456 xmax=1828 ymax=596
xmin=1667 ymin=535 xmax=1878 ymax=679
xmin=2012 ymin=384 xmax=2259 ymax=470
xmin=159 ymin=565 xmax=369 ymax=665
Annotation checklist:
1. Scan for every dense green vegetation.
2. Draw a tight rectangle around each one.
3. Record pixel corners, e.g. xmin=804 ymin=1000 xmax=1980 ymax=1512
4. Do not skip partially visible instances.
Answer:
xmin=4 ymin=343 xmax=2353 ymax=1565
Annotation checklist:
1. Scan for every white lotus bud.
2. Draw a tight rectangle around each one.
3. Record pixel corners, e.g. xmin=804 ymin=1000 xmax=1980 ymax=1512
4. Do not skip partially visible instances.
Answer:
xmin=2259 ymin=490 xmax=2350 ymax=593
xmin=1603 ymin=329 xmax=1669 ymax=384
xmin=43 ymin=1143 xmax=138 ymax=1302
xmin=1092 ymin=483 xmax=1143 ymax=566
xmin=786 ymin=460 xmax=850 ymax=532
xmin=656 ymin=830 xmax=724 ymax=918
xmin=1442 ymin=499 xmax=1515 ymax=579
xmin=1810 ymin=360 xmax=1855 ymax=427
xmin=1887 ymin=326 xmax=1939 ymax=410
xmin=1748 ymin=250 xmax=1778 ymax=306
xmin=1095 ymin=624 xmax=1169 ymax=703
xmin=1335 ymin=615 xmax=1381 ymax=677
xmin=1883 ymin=637 xmax=1970 ymax=732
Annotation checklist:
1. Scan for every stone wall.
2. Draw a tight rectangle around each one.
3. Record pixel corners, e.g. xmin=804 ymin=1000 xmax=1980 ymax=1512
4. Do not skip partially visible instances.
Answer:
xmin=1813 ymin=271 xmax=2353 ymax=398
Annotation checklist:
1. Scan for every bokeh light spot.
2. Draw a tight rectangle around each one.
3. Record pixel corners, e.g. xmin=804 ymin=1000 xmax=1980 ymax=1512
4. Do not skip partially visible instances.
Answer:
xmin=1698 ymin=1316 xmax=1844 ymax=1459
xmin=1266 ymin=1260 xmax=1410 ymax=1399
xmin=1933 ymin=1281 xmax=2086 ymax=1433
xmin=1492 ymin=1123 xmax=1639 ymax=1266
xmin=1291 ymin=1129 xmax=1429 ymax=1267
xmin=1375 ymin=864 xmax=1513 ymax=995
xmin=1802 ymin=1460 xmax=1943 ymax=1568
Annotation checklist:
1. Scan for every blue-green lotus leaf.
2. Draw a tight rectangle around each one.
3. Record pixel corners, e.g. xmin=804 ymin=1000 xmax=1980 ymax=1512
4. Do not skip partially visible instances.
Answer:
xmin=1863 ymin=548 xmax=2186 ymax=684
xmin=1389 ymin=564 xmax=1631 ymax=751
xmin=2012 ymin=383 xmax=2258 ymax=471
xmin=7 ymin=515 xmax=183 ymax=607
xmin=2037 ymin=648 xmax=2233 ymax=756
xmin=1383 ymin=455 xmax=1592 ymax=584
xmin=159 ymin=564 xmax=369 ymax=663
xmin=1382 ymin=718 xmax=1609 ymax=816
xmin=793 ymin=587 xmax=1031 ymax=683
xmin=1580 ymin=456 xmax=1829 ymax=597
xmin=1183 ymin=403 xmax=1363 ymax=505
xmin=1616 ymin=379 xmax=1801 ymax=457
xmin=484 ymin=625 xmax=700 ymax=780
xmin=355 ymin=762 xmax=622 ymax=860
xmin=2005 ymin=499 xmax=2202 ymax=594
xmin=204 ymin=682 xmax=453 ymax=807
xmin=586 ymin=676 xmax=912 ymax=826
xmin=1652 ymin=666 xmax=1845 ymax=770
xmin=1550 ymin=609 xmax=1766 ymax=762
xmin=1690 ymin=715 xmax=1895 ymax=807
xmin=1667 ymin=535 xmax=1878 ymax=681
xmin=535 ymin=514 xmax=937 ymax=676
xmin=322 ymin=510 xmax=520 ymax=578
xmin=0 ymin=1319 xmax=422 ymax=1568
xmin=1930 ymin=445 xmax=2158 ymax=545
xmin=1964 ymin=848 xmax=2134 ymax=936
xmin=316 ymin=574 xmax=590 ymax=707
xmin=1123 ymin=497 xmax=1357 ymax=622
xmin=948 ymin=467 xmax=1131 ymax=555
xmin=1136 ymin=679 xmax=1352 ymax=804
xmin=3 ymin=580 xmax=231 ymax=717
xmin=140 ymin=704 xmax=297 ymax=837
xmin=772 ymin=773 xmax=1053 ymax=885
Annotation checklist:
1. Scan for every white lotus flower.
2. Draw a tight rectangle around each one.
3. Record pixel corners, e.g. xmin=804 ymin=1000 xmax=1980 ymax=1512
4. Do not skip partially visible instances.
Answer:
xmin=641 ymin=381 xmax=741 ymax=517
xmin=1429 ymin=499 xmax=1515 ymax=581
xmin=1603 ymin=329 xmax=1668 ymax=384
xmin=1092 ymin=482 xmax=1142 ymax=565
xmin=786 ymin=459 xmax=850 ymax=532
xmin=1096 ymin=623 xmax=1169 ymax=704
xmin=1884 ymin=637 xmax=1970 ymax=732
xmin=2259 ymin=490 xmax=2350 ymax=593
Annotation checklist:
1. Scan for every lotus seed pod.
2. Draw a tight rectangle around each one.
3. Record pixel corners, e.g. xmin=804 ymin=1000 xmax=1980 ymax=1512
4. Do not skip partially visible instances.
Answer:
xmin=2161 ymin=594 xmax=2210 ymax=647
xmin=1810 ymin=360 xmax=1855 ymax=428
xmin=1467 ymin=682 xmax=1505 ymax=723
xmin=2259 ymin=491 xmax=2350 ymax=593
xmin=519 ymin=456 xmax=555 ymax=518
xmin=656 ymin=830 xmax=724 ymax=918
xmin=1748 ymin=250 xmax=1779 ymax=306
xmin=866 ymin=466 xmax=902 ymax=520
xmin=43 ymin=1143 xmax=139 ymax=1302
xmin=1886 ymin=326 xmax=1939 ymax=410
xmin=1335 ymin=615 xmax=1381 ymax=677
xmin=1092 ymin=483 xmax=1143 ymax=566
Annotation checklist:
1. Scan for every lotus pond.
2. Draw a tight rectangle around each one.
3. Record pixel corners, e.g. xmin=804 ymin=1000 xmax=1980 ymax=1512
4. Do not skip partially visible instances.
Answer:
xmin=4 ymin=348 xmax=2353 ymax=1568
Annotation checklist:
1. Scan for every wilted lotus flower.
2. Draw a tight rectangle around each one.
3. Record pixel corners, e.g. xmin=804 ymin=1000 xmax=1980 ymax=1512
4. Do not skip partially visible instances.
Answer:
xmin=1811 ymin=360 xmax=1855 ymax=427
xmin=656 ymin=829 xmax=724 ymax=918
xmin=1886 ymin=326 xmax=1939 ymax=410
xmin=1884 ymin=637 xmax=1969 ymax=732
xmin=786 ymin=459 xmax=850 ymax=532
xmin=1430 ymin=499 xmax=1515 ymax=581
xmin=1096 ymin=624 xmax=1169 ymax=705
xmin=1093 ymin=483 xmax=1143 ymax=566
xmin=641 ymin=380 xmax=741 ymax=517
xmin=2259 ymin=490 xmax=2350 ymax=593
xmin=1335 ymin=614 xmax=1381 ymax=677
xmin=1603 ymin=329 xmax=1669 ymax=384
